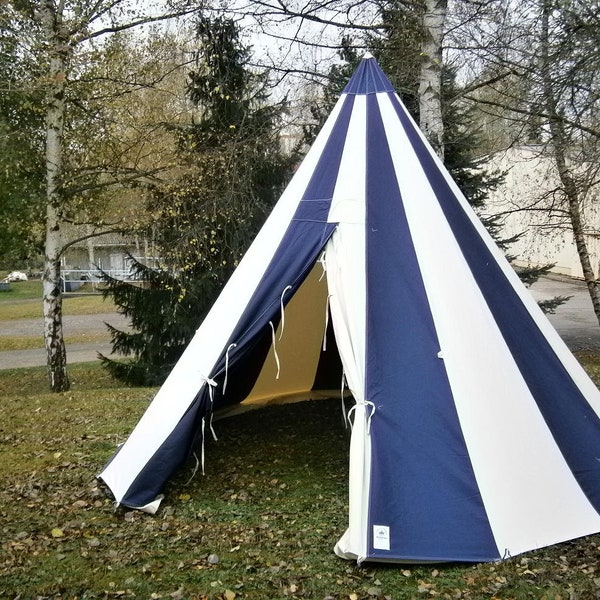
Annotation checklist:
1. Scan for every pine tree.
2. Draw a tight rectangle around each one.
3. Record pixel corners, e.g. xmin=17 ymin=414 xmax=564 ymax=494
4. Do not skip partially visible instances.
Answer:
xmin=100 ymin=17 xmax=295 ymax=385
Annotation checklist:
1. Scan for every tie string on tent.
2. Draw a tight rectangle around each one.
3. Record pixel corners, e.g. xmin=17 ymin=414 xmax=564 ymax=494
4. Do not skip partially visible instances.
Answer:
xmin=188 ymin=376 xmax=220 ymax=479
xmin=341 ymin=371 xmax=348 ymax=428
xmin=223 ymin=343 xmax=237 ymax=395
xmin=278 ymin=285 xmax=293 ymax=341
xmin=323 ymin=294 xmax=333 ymax=352
xmin=268 ymin=285 xmax=293 ymax=380
xmin=319 ymin=250 xmax=332 ymax=352
xmin=318 ymin=251 xmax=327 ymax=282
xmin=347 ymin=400 xmax=376 ymax=434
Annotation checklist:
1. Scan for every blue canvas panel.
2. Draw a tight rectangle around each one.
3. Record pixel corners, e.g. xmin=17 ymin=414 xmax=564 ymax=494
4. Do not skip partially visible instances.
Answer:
xmin=118 ymin=393 xmax=210 ymax=507
xmin=390 ymin=92 xmax=600 ymax=512
xmin=363 ymin=92 xmax=499 ymax=561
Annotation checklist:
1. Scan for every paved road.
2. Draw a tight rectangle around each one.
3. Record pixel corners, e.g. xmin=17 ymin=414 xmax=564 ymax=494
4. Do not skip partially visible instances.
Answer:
xmin=529 ymin=275 xmax=600 ymax=352
xmin=1 ymin=275 xmax=599 ymax=370
xmin=0 ymin=311 xmax=130 ymax=337
xmin=0 ymin=312 xmax=130 ymax=370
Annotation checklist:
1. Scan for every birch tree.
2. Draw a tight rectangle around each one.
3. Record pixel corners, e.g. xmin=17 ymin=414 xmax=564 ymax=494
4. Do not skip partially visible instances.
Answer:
xmin=419 ymin=0 xmax=447 ymax=159
xmin=538 ymin=0 xmax=600 ymax=324
xmin=461 ymin=0 xmax=600 ymax=325
xmin=5 ymin=0 xmax=203 ymax=391
xmin=39 ymin=0 xmax=71 ymax=391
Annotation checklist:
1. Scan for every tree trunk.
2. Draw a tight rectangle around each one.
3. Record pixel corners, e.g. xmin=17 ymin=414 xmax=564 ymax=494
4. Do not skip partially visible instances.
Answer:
xmin=419 ymin=0 xmax=447 ymax=160
xmin=540 ymin=0 xmax=600 ymax=327
xmin=40 ymin=0 xmax=70 ymax=391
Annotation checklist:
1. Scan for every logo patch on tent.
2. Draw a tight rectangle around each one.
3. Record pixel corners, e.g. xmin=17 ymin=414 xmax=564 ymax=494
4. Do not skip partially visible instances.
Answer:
xmin=373 ymin=525 xmax=390 ymax=551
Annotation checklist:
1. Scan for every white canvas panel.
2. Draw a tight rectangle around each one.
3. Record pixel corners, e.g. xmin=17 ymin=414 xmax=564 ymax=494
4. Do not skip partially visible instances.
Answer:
xmin=378 ymin=92 xmax=600 ymax=556
xmin=325 ymin=95 xmax=371 ymax=561
xmin=326 ymin=94 xmax=367 ymax=402
xmin=334 ymin=402 xmax=373 ymax=562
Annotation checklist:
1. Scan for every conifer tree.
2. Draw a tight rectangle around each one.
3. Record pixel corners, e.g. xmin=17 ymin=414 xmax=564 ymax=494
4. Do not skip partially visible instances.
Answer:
xmin=101 ymin=17 xmax=294 ymax=385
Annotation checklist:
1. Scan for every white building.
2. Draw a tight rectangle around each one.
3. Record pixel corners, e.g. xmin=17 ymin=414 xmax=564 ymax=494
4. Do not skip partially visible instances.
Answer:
xmin=484 ymin=145 xmax=600 ymax=279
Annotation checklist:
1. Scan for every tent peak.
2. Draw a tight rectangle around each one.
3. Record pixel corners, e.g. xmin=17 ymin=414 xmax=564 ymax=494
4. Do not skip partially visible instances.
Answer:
xmin=343 ymin=55 xmax=395 ymax=95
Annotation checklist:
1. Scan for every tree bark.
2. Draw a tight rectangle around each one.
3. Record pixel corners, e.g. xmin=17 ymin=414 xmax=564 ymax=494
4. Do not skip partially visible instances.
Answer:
xmin=540 ymin=0 xmax=600 ymax=326
xmin=419 ymin=0 xmax=447 ymax=160
xmin=40 ymin=0 xmax=70 ymax=391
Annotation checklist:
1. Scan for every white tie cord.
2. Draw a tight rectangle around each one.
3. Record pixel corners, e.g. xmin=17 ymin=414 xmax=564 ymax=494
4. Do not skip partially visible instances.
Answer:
xmin=223 ymin=343 xmax=237 ymax=395
xmin=278 ymin=285 xmax=293 ymax=341
xmin=347 ymin=400 xmax=376 ymax=434
xmin=268 ymin=321 xmax=281 ymax=380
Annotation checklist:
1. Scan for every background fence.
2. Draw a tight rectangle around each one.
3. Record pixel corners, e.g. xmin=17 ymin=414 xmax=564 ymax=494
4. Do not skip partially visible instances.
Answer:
xmin=60 ymin=268 xmax=142 ymax=293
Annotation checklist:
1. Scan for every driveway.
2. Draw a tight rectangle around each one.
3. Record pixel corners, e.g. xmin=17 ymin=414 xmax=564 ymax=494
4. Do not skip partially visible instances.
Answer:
xmin=1 ymin=275 xmax=599 ymax=370
xmin=0 ymin=311 xmax=129 ymax=370
xmin=529 ymin=275 xmax=600 ymax=351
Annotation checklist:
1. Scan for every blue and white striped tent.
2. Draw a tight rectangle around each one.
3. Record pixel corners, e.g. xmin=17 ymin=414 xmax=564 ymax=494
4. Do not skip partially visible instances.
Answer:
xmin=99 ymin=55 xmax=600 ymax=563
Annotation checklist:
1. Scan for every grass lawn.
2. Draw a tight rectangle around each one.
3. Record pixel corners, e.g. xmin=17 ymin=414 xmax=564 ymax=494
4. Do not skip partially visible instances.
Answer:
xmin=0 ymin=277 xmax=43 ymax=301
xmin=0 ymin=331 xmax=113 ymax=352
xmin=0 ymin=279 xmax=113 ymax=321
xmin=3 ymin=362 xmax=600 ymax=599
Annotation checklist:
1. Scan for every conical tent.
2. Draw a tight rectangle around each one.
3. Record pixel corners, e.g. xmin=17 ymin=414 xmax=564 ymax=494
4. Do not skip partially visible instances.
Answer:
xmin=99 ymin=55 xmax=600 ymax=563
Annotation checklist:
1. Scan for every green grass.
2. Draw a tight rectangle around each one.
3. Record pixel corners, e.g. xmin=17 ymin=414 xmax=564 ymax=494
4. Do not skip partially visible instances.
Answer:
xmin=0 ymin=281 xmax=116 ymax=351
xmin=0 ymin=331 xmax=111 ymax=352
xmin=0 ymin=277 xmax=42 ymax=300
xmin=0 ymin=284 xmax=116 ymax=349
xmin=0 ymin=278 xmax=109 ymax=303
xmin=575 ymin=352 xmax=600 ymax=384
xmin=0 ymin=281 xmax=114 ymax=320
xmin=3 ymin=362 xmax=600 ymax=599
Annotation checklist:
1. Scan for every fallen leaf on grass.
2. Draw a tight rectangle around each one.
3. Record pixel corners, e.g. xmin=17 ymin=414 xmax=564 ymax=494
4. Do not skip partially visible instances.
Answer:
xmin=51 ymin=527 xmax=64 ymax=538
xmin=418 ymin=581 xmax=433 ymax=593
